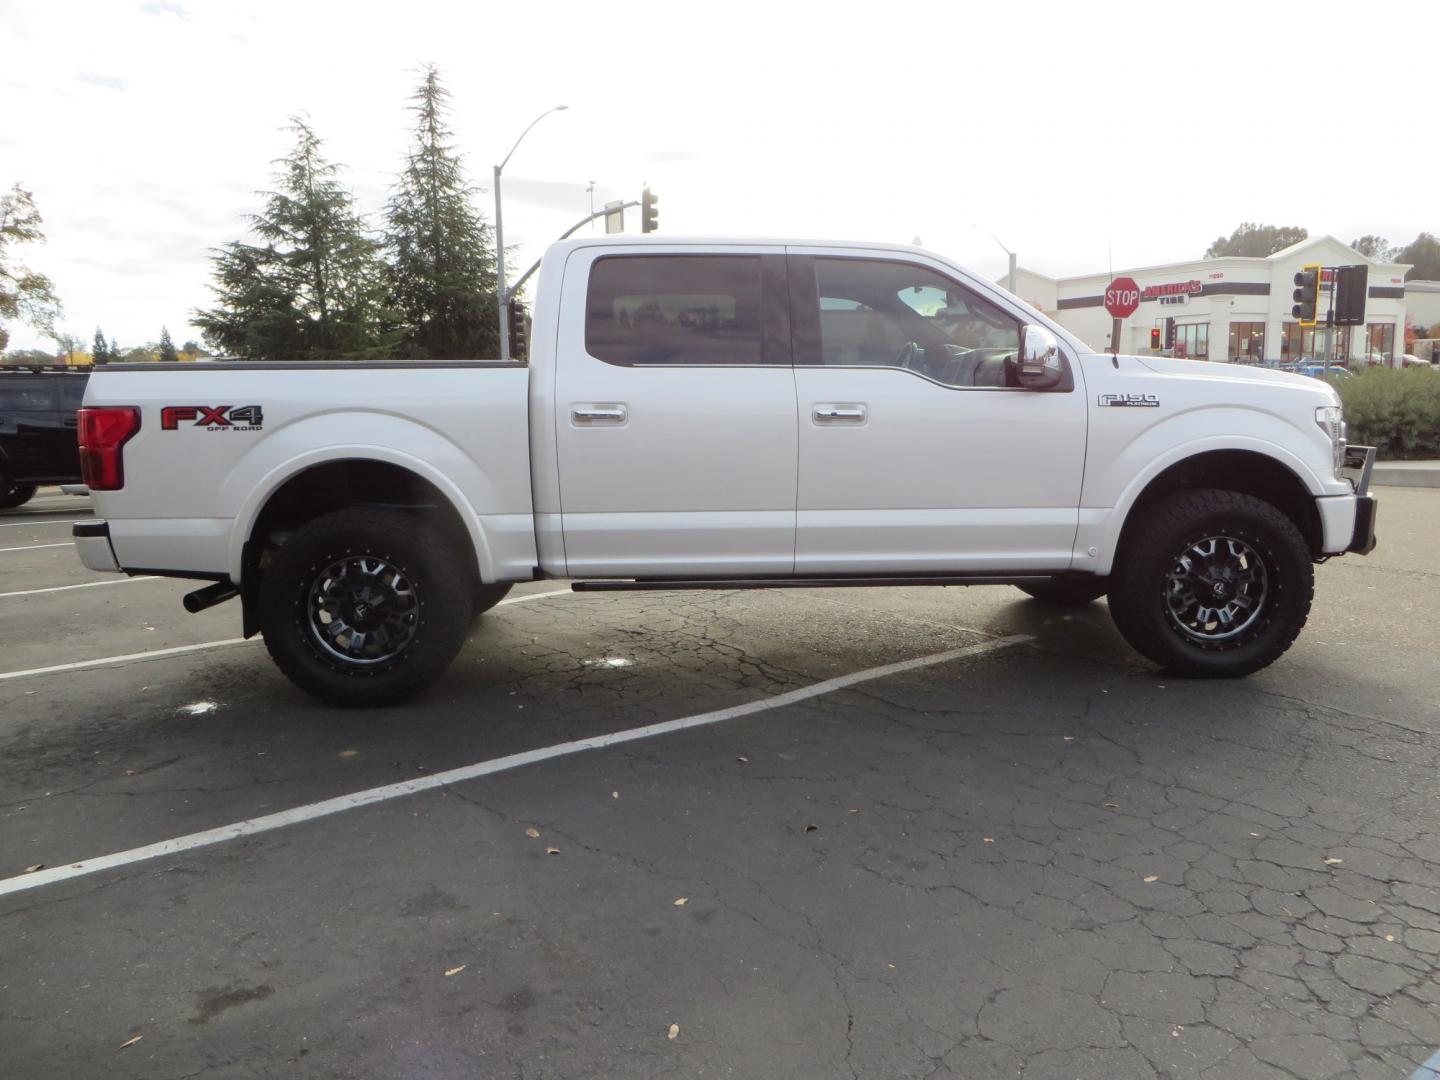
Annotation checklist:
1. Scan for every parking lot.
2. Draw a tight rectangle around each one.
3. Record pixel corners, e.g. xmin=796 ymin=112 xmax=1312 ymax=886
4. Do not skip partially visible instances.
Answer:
xmin=1 ymin=485 xmax=1438 ymax=1079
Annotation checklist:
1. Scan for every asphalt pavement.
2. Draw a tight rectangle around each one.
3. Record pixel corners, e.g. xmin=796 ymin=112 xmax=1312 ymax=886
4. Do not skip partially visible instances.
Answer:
xmin=2 ymin=485 xmax=1439 ymax=1080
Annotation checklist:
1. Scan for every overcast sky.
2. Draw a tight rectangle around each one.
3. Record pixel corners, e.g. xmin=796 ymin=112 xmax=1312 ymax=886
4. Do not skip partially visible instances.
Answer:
xmin=2 ymin=0 xmax=1436 ymax=352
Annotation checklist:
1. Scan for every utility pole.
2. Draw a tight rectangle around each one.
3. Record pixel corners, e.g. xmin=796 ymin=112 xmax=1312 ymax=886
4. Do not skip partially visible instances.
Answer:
xmin=494 ymin=105 xmax=568 ymax=361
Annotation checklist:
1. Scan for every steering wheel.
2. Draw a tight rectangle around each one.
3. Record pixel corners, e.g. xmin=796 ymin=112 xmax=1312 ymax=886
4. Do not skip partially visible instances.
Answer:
xmin=895 ymin=341 xmax=923 ymax=369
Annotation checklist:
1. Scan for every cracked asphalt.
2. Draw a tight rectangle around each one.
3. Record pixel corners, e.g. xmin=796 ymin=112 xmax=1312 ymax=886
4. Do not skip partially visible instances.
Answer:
xmin=1 ymin=486 xmax=1438 ymax=1079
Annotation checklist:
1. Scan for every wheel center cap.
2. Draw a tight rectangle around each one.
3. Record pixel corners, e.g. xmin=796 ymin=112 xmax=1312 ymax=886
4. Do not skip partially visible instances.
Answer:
xmin=1211 ymin=580 xmax=1230 ymax=601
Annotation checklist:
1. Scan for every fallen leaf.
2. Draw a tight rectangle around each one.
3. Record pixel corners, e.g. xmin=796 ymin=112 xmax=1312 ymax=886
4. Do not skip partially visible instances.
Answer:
xmin=444 ymin=965 xmax=466 ymax=977
xmin=124 ymin=769 xmax=137 ymax=776
xmin=1103 ymin=802 xmax=1119 ymax=809
xmin=1171 ymin=1026 xmax=1183 ymax=1037
xmin=982 ymin=838 xmax=995 ymax=844
xmin=736 ymin=756 xmax=749 ymax=764
xmin=525 ymin=827 xmax=540 ymax=838
xmin=667 ymin=1023 xmax=680 ymax=1040
xmin=1249 ymin=832 xmax=1261 ymax=838
xmin=887 ymin=963 xmax=896 ymax=969
xmin=611 ymin=791 xmax=619 ymax=799
xmin=673 ymin=897 xmax=688 ymax=906
xmin=1143 ymin=875 xmax=1160 ymax=883
xmin=1062 ymin=736 xmax=1075 ymax=742
xmin=847 ymin=808 xmax=861 ymax=814
xmin=1385 ymin=934 xmax=1395 ymax=942
xmin=1324 ymin=857 xmax=1343 ymax=865
xmin=338 ymin=749 xmax=358 ymax=758
xmin=545 ymin=847 xmax=560 ymax=855
xmin=118 ymin=1034 xmax=142 ymax=1049
xmin=803 ymin=824 xmax=818 ymax=833
xmin=23 ymin=864 xmax=43 ymax=874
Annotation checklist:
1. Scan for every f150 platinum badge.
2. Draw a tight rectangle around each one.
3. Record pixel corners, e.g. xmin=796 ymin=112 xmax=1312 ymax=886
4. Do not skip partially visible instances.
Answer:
xmin=1097 ymin=393 xmax=1160 ymax=408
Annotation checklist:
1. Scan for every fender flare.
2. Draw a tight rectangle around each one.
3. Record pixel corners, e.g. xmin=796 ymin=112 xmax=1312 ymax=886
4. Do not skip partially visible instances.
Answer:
xmin=1092 ymin=435 xmax=1323 ymax=576
xmin=227 ymin=444 xmax=495 ymax=584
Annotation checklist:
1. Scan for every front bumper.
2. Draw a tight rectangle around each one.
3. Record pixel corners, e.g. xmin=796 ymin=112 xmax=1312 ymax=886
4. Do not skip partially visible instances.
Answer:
xmin=73 ymin=519 xmax=121 ymax=573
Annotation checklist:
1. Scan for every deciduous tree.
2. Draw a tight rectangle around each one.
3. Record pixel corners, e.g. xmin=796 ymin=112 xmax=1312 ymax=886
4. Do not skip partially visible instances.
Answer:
xmin=0 ymin=184 xmax=63 ymax=344
xmin=1205 ymin=223 xmax=1309 ymax=259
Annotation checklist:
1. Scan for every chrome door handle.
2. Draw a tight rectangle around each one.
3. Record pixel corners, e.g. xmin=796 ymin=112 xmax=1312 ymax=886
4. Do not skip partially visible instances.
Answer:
xmin=812 ymin=403 xmax=867 ymax=424
xmin=571 ymin=403 xmax=628 ymax=425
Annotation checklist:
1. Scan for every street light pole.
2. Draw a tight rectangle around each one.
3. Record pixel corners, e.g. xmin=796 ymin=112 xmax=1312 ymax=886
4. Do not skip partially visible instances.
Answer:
xmin=494 ymin=105 xmax=567 ymax=361
xmin=972 ymin=225 xmax=1017 ymax=293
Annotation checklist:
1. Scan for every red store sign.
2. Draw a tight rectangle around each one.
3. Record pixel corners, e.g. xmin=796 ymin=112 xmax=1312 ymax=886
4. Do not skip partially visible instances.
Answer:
xmin=1141 ymin=279 xmax=1204 ymax=300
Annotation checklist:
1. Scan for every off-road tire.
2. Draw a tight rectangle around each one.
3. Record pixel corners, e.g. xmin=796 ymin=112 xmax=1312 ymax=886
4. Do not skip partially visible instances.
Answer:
xmin=1108 ymin=488 xmax=1313 ymax=678
xmin=1016 ymin=578 xmax=1109 ymax=606
xmin=259 ymin=508 xmax=474 ymax=706
xmin=474 ymin=582 xmax=513 ymax=617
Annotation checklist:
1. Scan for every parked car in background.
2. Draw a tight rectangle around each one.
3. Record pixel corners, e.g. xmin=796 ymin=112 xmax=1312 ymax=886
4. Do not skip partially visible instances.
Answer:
xmin=1401 ymin=354 xmax=1437 ymax=369
xmin=0 ymin=367 xmax=89 ymax=507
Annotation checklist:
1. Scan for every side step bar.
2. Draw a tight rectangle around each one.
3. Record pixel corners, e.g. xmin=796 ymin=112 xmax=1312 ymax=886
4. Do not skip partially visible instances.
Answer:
xmin=572 ymin=575 xmax=1053 ymax=592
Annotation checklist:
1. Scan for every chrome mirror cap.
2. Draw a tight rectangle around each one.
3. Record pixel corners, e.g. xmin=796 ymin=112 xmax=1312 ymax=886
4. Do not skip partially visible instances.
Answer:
xmin=1018 ymin=325 xmax=1064 ymax=390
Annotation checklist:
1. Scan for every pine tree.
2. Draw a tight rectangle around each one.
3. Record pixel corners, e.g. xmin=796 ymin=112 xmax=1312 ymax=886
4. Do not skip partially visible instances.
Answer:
xmin=92 ymin=326 xmax=110 ymax=365
xmin=193 ymin=119 xmax=392 ymax=360
xmin=385 ymin=66 xmax=499 ymax=359
xmin=158 ymin=326 xmax=178 ymax=362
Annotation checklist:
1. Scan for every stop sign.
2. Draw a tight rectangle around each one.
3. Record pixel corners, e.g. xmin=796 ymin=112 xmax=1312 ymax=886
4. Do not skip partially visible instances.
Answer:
xmin=1104 ymin=276 xmax=1141 ymax=319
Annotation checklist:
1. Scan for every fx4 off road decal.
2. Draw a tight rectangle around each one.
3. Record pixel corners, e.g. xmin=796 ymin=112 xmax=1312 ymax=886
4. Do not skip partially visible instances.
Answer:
xmin=1097 ymin=393 xmax=1160 ymax=408
xmin=161 ymin=405 xmax=264 ymax=431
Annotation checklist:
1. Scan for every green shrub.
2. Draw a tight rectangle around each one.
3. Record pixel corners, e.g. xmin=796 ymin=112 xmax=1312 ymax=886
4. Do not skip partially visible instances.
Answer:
xmin=1334 ymin=367 xmax=1440 ymax=459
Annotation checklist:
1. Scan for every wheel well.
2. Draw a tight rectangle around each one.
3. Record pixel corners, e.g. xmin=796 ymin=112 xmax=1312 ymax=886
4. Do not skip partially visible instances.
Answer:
xmin=240 ymin=460 xmax=477 ymax=633
xmin=1119 ymin=450 xmax=1323 ymax=557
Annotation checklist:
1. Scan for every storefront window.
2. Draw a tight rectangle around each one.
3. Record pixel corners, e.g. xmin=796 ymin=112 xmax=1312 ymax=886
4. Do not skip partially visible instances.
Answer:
xmin=1281 ymin=323 xmax=1351 ymax=364
xmin=1365 ymin=323 xmax=1395 ymax=365
xmin=1227 ymin=322 xmax=1265 ymax=363
xmin=1173 ymin=323 xmax=1208 ymax=360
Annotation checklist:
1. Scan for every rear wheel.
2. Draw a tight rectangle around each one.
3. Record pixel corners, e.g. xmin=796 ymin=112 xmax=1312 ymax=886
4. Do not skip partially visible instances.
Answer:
xmin=1016 ymin=578 xmax=1109 ymax=606
xmin=0 ymin=467 xmax=38 ymax=509
xmin=258 ymin=508 xmax=475 ymax=706
xmin=1107 ymin=489 xmax=1313 ymax=678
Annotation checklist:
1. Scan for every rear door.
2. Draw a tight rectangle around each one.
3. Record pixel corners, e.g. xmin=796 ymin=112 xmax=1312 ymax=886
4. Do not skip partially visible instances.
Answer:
xmin=788 ymin=248 xmax=1088 ymax=573
xmin=553 ymin=246 xmax=797 ymax=577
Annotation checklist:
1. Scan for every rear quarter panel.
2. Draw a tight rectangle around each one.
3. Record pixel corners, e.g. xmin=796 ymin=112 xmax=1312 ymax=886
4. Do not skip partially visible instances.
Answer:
xmin=83 ymin=364 xmax=535 ymax=582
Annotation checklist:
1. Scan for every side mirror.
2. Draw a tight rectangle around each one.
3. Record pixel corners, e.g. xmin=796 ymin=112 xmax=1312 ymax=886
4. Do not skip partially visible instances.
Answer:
xmin=1017 ymin=325 xmax=1065 ymax=390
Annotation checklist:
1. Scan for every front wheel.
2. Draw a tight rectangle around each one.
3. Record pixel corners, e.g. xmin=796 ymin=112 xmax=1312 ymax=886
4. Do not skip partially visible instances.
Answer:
xmin=258 ymin=508 xmax=475 ymax=706
xmin=1107 ymin=489 xmax=1313 ymax=678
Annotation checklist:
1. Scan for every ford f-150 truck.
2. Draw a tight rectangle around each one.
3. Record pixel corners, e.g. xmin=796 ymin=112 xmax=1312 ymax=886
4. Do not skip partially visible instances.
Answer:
xmin=72 ymin=237 xmax=1377 ymax=704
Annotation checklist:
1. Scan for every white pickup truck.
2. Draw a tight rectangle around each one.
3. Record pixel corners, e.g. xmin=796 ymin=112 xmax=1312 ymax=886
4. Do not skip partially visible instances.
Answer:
xmin=73 ymin=237 xmax=1377 ymax=704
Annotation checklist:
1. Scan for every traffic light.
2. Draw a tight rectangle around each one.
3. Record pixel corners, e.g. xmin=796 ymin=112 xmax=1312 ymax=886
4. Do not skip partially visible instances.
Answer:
xmin=1333 ymin=265 xmax=1368 ymax=326
xmin=1165 ymin=317 xmax=1176 ymax=349
xmin=641 ymin=187 xmax=659 ymax=233
xmin=507 ymin=299 xmax=528 ymax=361
xmin=1150 ymin=327 xmax=1162 ymax=351
xmin=1292 ymin=263 xmax=1321 ymax=327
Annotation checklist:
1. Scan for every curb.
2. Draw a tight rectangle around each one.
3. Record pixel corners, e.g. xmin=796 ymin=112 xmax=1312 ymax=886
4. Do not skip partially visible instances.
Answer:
xmin=1372 ymin=466 xmax=1440 ymax=489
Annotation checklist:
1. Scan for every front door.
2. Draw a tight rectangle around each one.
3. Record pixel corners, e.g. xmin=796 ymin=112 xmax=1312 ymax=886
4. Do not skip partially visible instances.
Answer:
xmin=788 ymin=249 xmax=1088 ymax=574
xmin=553 ymin=247 xmax=797 ymax=577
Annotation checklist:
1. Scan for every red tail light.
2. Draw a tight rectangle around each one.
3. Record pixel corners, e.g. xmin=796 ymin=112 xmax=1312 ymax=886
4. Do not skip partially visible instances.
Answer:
xmin=78 ymin=406 xmax=141 ymax=491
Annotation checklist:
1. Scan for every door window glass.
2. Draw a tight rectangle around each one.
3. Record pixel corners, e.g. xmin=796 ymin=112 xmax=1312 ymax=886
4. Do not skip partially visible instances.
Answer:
xmin=57 ymin=378 xmax=87 ymax=409
xmin=586 ymin=255 xmax=763 ymax=366
xmin=812 ymin=258 xmax=1021 ymax=387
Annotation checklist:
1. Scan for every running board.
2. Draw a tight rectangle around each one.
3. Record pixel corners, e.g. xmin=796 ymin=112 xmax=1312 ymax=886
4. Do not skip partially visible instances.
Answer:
xmin=571 ymin=575 xmax=1053 ymax=592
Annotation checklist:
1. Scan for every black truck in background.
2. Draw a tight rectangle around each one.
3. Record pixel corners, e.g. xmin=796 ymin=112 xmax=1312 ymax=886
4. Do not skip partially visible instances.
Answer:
xmin=0 ymin=367 xmax=88 ymax=508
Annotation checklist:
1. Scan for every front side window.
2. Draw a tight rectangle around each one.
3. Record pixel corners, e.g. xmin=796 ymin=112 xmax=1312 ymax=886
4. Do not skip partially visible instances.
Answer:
xmin=812 ymin=258 xmax=1022 ymax=387
xmin=585 ymin=255 xmax=763 ymax=366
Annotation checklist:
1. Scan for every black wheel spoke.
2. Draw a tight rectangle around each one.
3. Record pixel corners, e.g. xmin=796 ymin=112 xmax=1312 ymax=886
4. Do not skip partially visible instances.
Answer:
xmin=305 ymin=554 xmax=419 ymax=666
xmin=1164 ymin=533 xmax=1270 ymax=645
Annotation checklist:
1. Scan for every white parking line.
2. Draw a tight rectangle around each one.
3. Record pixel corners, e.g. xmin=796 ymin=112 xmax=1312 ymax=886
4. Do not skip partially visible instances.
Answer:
xmin=0 ymin=577 xmax=159 ymax=600
xmin=0 ymin=586 xmax=575 ymax=683
xmin=0 ymin=632 xmax=1030 ymax=898
xmin=0 ymin=542 xmax=71 ymax=553
xmin=0 ymin=518 xmax=77 ymax=528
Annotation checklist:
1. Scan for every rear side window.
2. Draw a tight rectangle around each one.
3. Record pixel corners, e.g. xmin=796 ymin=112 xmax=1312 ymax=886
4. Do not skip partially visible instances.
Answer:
xmin=586 ymin=255 xmax=763 ymax=366
xmin=0 ymin=382 xmax=57 ymax=410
